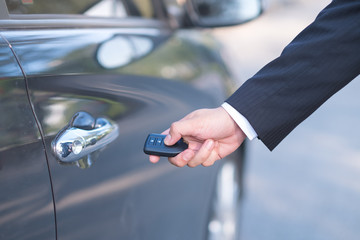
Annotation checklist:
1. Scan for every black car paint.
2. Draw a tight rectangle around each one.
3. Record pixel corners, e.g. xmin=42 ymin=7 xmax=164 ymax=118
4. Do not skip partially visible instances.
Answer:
xmin=0 ymin=36 xmax=55 ymax=239
xmin=0 ymin=17 xmax=241 ymax=240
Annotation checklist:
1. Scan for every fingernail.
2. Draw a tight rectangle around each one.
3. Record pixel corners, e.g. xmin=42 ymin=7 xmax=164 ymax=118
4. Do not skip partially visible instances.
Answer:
xmin=205 ymin=140 xmax=214 ymax=150
xmin=164 ymin=134 xmax=171 ymax=145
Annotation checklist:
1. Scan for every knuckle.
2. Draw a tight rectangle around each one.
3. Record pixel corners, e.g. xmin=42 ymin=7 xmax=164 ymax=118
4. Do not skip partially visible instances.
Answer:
xmin=169 ymin=160 xmax=180 ymax=167
xmin=202 ymin=161 xmax=213 ymax=167
xmin=174 ymin=163 xmax=184 ymax=168
xmin=169 ymin=158 xmax=186 ymax=168
xmin=170 ymin=122 xmax=179 ymax=132
xmin=187 ymin=161 xmax=198 ymax=168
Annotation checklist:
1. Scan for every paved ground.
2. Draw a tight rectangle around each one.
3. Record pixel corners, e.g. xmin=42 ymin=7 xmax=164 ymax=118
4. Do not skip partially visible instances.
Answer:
xmin=214 ymin=1 xmax=360 ymax=239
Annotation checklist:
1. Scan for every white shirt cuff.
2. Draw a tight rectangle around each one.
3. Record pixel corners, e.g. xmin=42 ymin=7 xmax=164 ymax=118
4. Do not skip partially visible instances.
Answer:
xmin=221 ymin=102 xmax=258 ymax=140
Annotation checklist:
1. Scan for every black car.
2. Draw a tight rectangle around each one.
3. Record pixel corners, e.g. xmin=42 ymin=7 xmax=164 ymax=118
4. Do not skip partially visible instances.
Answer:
xmin=0 ymin=0 xmax=261 ymax=239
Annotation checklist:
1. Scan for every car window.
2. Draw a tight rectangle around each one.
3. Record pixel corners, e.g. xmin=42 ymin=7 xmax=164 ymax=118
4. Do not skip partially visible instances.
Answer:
xmin=5 ymin=0 xmax=156 ymax=18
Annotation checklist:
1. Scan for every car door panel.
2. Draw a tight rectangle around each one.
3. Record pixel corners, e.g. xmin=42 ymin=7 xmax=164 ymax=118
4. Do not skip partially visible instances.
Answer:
xmin=29 ymin=74 xmax=219 ymax=240
xmin=0 ymin=36 xmax=55 ymax=240
xmin=3 ymin=22 xmax=230 ymax=239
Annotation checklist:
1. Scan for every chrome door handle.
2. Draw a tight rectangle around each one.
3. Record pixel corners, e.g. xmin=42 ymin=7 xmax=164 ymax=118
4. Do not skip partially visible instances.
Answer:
xmin=51 ymin=112 xmax=119 ymax=166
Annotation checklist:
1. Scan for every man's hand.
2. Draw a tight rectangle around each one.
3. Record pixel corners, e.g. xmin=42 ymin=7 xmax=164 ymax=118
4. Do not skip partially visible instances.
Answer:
xmin=149 ymin=107 xmax=246 ymax=167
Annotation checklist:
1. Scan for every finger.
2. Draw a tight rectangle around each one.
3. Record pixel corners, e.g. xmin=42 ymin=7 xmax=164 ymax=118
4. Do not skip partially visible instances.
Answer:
xmin=164 ymin=123 xmax=181 ymax=146
xmin=165 ymin=119 xmax=194 ymax=146
xmin=187 ymin=139 xmax=215 ymax=168
xmin=168 ymin=149 xmax=194 ymax=167
xmin=202 ymin=150 xmax=220 ymax=167
xmin=161 ymin=129 xmax=170 ymax=135
xmin=149 ymin=155 xmax=160 ymax=164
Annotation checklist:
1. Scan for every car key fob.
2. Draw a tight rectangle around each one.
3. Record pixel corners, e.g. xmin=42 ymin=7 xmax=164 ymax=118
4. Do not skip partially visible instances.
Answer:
xmin=143 ymin=133 xmax=188 ymax=157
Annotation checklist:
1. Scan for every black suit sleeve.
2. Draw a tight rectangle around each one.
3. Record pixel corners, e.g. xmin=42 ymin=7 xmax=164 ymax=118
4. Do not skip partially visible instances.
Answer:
xmin=225 ymin=0 xmax=360 ymax=151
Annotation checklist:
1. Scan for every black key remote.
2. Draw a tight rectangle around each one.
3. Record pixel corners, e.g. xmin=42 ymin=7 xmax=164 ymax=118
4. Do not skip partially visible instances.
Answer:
xmin=143 ymin=133 xmax=188 ymax=157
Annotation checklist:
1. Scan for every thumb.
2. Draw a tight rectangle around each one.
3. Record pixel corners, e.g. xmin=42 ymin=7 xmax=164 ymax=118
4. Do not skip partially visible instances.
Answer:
xmin=164 ymin=120 xmax=192 ymax=146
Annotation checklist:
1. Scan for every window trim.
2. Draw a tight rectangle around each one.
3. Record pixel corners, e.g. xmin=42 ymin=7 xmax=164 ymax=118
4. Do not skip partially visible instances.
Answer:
xmin=0 ymin=15 xmax=170 ymax=30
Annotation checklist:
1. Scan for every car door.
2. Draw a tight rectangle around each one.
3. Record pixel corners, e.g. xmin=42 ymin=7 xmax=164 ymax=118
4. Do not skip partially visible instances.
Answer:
xmin=1 ymin=0 xmax=239 ymax=239
xmin=0 ymin=35 xmax=56 ymax=239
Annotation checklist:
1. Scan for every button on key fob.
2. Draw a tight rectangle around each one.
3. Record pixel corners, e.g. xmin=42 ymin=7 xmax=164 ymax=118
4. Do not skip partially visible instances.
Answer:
xmin=143 ymin=133 xmax=188 ymax=157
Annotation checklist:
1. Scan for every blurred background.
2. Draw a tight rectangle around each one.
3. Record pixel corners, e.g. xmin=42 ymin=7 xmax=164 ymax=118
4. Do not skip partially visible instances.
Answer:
xmin=214 ymin=0 xmax=360 ymax=239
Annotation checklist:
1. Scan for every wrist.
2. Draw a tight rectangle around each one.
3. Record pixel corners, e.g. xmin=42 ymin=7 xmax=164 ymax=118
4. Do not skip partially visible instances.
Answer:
xmin=221 ymin=103 xmax=258 ymax=140
xmin=217 ymin=106 xmax=246 ymax=137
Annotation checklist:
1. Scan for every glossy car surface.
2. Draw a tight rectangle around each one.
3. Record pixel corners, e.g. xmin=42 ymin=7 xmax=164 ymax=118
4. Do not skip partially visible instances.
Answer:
xmin=0 ymin=0 xmax=259 ymax=239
